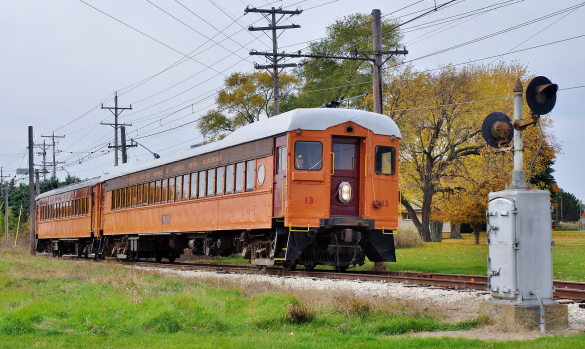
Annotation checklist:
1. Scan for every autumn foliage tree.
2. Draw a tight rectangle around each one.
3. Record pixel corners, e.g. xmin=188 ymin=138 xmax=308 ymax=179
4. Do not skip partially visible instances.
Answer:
xmin=388 ymin=62 xmax=559 ymax=242
xmin=198 ymin=71 xmax=298 ymax=141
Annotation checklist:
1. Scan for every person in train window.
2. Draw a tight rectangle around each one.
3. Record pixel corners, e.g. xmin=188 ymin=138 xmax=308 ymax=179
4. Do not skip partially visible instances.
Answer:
xmin=295 ymin=154 xmax=305 ymax=170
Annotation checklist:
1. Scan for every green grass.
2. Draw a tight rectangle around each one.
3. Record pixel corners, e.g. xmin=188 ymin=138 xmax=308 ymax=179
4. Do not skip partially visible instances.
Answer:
xmin=196 ymin=232 xmax=585 ymax=282
xmin=1 ymin=251 xmax=585 ymax=348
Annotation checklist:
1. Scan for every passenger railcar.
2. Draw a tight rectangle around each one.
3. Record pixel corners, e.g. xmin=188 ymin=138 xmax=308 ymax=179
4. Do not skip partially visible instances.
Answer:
xmin=36 ymin=108 xmax=400 ymax=271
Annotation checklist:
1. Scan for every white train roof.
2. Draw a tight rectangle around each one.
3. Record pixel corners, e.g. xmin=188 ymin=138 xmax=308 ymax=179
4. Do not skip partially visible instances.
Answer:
xmin=36 ymin=177 xmax=100 ymax=201
xmin=34 ymin=109 xmax=396 ymax=193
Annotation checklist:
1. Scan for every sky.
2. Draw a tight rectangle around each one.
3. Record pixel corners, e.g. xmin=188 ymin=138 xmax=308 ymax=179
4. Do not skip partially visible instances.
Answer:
xmin=0 ymin=0 xmax=583 ymax=202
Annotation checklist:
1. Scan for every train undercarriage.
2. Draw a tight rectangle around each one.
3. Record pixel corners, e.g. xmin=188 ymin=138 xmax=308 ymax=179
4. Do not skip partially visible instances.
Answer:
xmin=37 ymin=222 xmax=396 ymax=271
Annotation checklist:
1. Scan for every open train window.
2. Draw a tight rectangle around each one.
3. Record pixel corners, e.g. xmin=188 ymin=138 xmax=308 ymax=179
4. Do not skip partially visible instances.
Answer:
xmin=294 ymin=141 xmax=323 ymax=170
xmin=246 ymin=160 xmax=255 ymax=191
xmin=143 ymin=183 xmax=148 ymax=206
xmin=155 ymin=181 xmax=161 ymax=204
xmin=235 ymin=163 xmax=244 ymax=193
xmin=137 ymin=185 xmax=143 ymax=206
xmin=225 ymin=164 xmax=234 ymax=194
xmin=190 ymin=173 xmax=197 ymax=199
xmin=161 ymin=180 xmax=168 ymax=203
xmin=374 ymin=146 xmax=396 ymax=175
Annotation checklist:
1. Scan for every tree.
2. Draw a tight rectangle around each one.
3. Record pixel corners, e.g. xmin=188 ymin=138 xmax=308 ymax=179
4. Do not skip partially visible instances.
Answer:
xmin=557 ymin=190 xmax=581 ymax=222
xmin=390 ymin=62 xmax=560 ymax=242
xmin=198 ymin=71 xmax=298 ymax=141
xmin=286 ymin=13 xmax=401 ymax=110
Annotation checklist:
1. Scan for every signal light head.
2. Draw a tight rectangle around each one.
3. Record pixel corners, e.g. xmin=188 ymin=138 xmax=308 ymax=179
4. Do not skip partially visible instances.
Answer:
xmin=338 ymin=181 xmax=352 ymax=203
xmin=526 ymin=76 xmax=557 ymax=115
xmin=482 ymin=112 xmax=514 ymax=148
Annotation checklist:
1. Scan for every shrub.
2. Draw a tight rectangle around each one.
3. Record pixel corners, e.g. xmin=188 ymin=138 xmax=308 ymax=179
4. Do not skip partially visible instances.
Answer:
xmin=394 ymin=227 xmax=423 ymax=248
xmin=286 ymin=302 xmax=315 ymax=324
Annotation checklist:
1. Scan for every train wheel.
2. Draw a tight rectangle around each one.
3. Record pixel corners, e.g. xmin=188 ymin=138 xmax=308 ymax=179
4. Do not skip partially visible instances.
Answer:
xmin=155 ymin=255 xmax=163 ymax=263
xmin=335 ymin=265 xmax=348 ymax=273
xmin=283 ymin=261 xmax=297 ymax=271
xmin=168 ymin=256 xmax=176 ymax=263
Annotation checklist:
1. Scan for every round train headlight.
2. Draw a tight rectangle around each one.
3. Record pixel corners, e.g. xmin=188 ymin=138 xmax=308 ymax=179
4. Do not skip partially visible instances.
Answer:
xmin=338 ymin=181 xmax=352 ymax=203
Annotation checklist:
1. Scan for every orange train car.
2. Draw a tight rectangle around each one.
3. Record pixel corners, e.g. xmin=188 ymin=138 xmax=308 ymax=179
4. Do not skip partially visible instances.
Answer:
xmin=35 ymin=108 xmax=400 ymax=271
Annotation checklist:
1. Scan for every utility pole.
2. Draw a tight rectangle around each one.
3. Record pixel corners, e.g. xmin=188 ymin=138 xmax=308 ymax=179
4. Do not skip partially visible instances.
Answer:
xmin=248 ymin=9 xmax=407 ymax=114
xmin=28 ymin=126 xmax=36 ymax=255
xmin=1 ymin=168 xmax=9 ymax=247
xmin=41 ymin=133 xmax=65 ymax=180
xmin=35 ymin=169 xmax=40 ymax=198
xmin=246 ymin=7 xmax=302 ymax=116
xmin=101 ymin=92 xmax=132 ymax=166
xmin=34 ymin=140 xmax=50 ymax=181
xmin=120 ymin=126 xmax=137 ymax=164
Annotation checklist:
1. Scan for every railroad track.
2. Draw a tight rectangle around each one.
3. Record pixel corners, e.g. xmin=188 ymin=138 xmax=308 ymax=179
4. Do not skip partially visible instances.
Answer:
xmin=126 ymin=260 xmax=585 ymax=302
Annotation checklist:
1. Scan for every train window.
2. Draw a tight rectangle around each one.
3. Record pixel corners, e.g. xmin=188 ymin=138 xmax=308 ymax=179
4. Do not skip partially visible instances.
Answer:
xmin=67 ymin=202 xmax=71 ymax=217
xmin=294 ymin=141 xmax=323 ymax=170
xmin=161 ymin=179 xmax=168 ymax=203
xmin=127 ymin=187 xmax=132 ymax=208
xmin=277 ymin=146 xmax=287 ymax=173
xmin=155 ymin=181 xmax=161 ymax=204
xmin=167 ymin=178 xmax=173 ymax=202
xmin=246 ymin=160 xmax=255 ymax=191
xmin=131 ymin=186 xmax=137 ymax=207
xmin=137 ymin=185 xmax=143 ymax=206
xmin=143 ymin=183 xmax=149 ymax=206
xmin=102 ymin=188 xmax=105 ymax=204
xmin=225 ymin=164 xmax=234 ymax=194
xmin=87 ymin=197 xmax=90 ymax=214
xmin=216 ymin=167 xmax=224 ymax=196
xmin=182 ymin=174 xmax=189 ymax=200
xmin=149 ymin=182 xmax=155 ymax=205
xmin=207 ymin=169 xmax=215 ymax=197
xmin=235 ymin=162 xmax=244 ymax=193
xmin=190 ymin=173 xmax=197 ymax=200
xmin=374 ymin=146 xmax=396 ymax=175
xmin=198 ymin=171 xmax=206 ymax=198
xmin=175 ymin=176 xmax=182 ymax=201
xmin=121 ymin=188 xmax=126 ymax=208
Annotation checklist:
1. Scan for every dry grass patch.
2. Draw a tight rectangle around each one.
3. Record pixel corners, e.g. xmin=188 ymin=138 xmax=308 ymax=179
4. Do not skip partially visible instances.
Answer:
xmin=394 ymin=227 xmax=424 ymax=248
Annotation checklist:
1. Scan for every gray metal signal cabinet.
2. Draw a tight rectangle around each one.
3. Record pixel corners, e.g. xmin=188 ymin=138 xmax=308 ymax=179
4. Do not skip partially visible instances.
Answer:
xmin=487 ymin=189 xmax=555 ymax=304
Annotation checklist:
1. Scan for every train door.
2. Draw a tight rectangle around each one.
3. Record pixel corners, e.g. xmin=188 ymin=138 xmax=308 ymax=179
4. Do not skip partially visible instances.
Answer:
xmin=273 ymin=135 xmax=287 ymax=217
xmin=330 ymin=137 xmax=360 ymax=217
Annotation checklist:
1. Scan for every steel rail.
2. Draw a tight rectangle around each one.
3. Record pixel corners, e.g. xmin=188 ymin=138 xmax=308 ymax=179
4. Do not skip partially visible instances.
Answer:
xmin=43 ymin=255 xmax=585 ymax=301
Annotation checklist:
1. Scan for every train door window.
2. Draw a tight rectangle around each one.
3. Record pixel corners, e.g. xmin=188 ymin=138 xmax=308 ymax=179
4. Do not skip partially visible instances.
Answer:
xmin=333 ymin=143 xmax=355 ymax=170
xmin=235 ymin=162 xmax=244 ymax=193
xmin=216 ymin=167 xmax=224 ymax=196
xmin=168 ymin=178 xmax=175 ymax=202
xmin=190 ymin=173 xmax=197 ymax=199
xmin=153 ymin=181 xmax=160 ymax=204
xmin=148 ymin=182 xmax=156 ymax=205
xmin=374 ymin=146 xmax=396 ymax=175
xmin=183 ymin=174 xmax=190 ymax=200
xmin=225 ymin=164 xmax=234 ymax=194
xmin=198 ymin=171 xmax=206 ymax=198
xmin=246 ymin=160 xmax=255 ymax=191
xmin=277 ymin=146 xmax=287 ymax=173
xmin=175 ymin=176 xmax=182 ymax=201
xmin=207 ymin=169 xmax=215 ymax=197
xmin=294 ymin=141 xmax=323 ymax=170
xmin=161 ymin=179 xmax=168 ymax=203
xmin=137 ymin=185 xmax=143 ymax=206
xmin=143 ymin=183 xmax=149 ymax=206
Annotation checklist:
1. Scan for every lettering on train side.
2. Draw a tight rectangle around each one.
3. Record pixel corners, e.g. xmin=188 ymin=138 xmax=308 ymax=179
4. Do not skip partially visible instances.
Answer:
xmin=128 ymin=176 xmax=138 ymax=183
xmin=153 ymin=170 xmax=163 ymax=177
xmin=202 ymin=155 xmax=222 ymax=165
xmin=188 ymin=161 xmax=199 ymax=168
xmin=172 ymin=165 xmax=184 ymax=172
